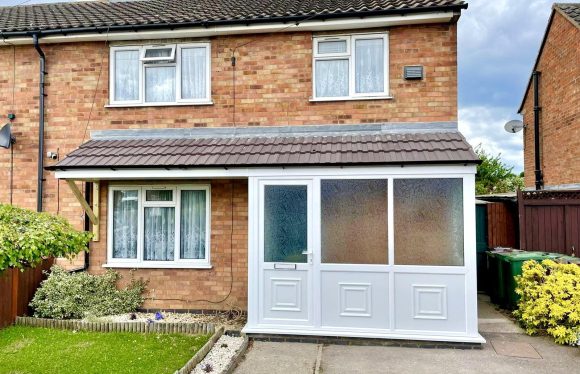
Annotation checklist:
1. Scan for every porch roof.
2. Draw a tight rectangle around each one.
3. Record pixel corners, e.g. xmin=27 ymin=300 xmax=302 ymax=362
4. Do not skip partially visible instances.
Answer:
xmin=47 ymin=124 xmax=479 ymax=171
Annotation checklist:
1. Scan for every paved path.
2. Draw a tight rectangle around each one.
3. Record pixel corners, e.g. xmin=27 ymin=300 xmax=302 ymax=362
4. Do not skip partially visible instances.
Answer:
xmin=234 ymin=295 xmax=580 ymax=374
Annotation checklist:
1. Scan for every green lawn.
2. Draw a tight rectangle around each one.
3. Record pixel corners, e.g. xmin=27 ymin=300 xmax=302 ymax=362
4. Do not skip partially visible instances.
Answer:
xmin=0 ymin=326 xmax=210 ymax=374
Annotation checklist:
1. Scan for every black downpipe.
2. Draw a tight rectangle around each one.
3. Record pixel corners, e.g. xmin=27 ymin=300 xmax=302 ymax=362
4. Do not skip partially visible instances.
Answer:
xmin=83 ymin=182 xmax=91 ymax=270
xmin=33 ymin=34 xmax=46 ymax=212
xmin=532 ymin=71 xmax=543 ymax=190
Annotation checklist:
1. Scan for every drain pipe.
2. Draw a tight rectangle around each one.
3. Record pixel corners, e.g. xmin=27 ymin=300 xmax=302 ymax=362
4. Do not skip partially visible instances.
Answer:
xmin=532 ymin=71 xmax=543 ymax=190
xmin=33 ymin=34 xmax=46 ymax=212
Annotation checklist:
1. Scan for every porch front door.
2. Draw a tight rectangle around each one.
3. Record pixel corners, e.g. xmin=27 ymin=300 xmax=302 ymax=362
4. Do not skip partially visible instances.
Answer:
xmin=258 ymin=180 xmax=314 ymax=327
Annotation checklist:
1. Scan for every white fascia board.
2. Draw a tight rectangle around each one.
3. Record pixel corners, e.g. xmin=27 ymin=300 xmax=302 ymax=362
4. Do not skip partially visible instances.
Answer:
xmin=54 ymin=164 xmax=477 ymax=180
xmin=0 ymin=12 xmax=454 ymax=46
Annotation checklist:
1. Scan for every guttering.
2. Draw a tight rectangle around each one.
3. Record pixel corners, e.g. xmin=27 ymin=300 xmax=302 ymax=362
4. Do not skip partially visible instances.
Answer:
xmin=532 ymin=71 xmax=543 ymax=190
xmin=0 ymin=10 xmax=461 ymax=45
xmin=33 ymin=34 xmax=46 ymax=212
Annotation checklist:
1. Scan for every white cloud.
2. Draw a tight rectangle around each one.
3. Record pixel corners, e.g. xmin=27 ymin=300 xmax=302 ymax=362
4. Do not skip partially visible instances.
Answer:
xmin=459 ymin=106 xmax=524 ymax=172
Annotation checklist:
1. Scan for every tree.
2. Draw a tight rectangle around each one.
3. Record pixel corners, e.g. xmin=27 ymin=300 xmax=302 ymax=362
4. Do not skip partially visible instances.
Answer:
xmin=475 ymin=146 xmax=524 ymax=195
xmin=0 ymin=204 xmax=91 ymax=271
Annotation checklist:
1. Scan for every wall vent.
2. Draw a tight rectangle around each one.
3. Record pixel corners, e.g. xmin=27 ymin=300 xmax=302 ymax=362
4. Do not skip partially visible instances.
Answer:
xmin=404 ymin=65 xmax=424 ymax=80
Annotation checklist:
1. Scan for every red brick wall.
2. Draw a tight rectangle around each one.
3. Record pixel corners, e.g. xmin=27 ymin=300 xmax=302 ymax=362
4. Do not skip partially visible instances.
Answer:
xmin=521 ymin=11 xmax=580 ymax=188
xmin=0 ymin=23 xmax=458 ymax=310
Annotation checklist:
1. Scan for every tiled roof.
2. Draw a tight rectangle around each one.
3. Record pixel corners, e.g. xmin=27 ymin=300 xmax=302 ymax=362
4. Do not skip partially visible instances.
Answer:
xmin=555 ymin=3 xmax=580 ymax=26
xmin=0 ymin=0 xmax=467 ymax=34
xmin=50 ymin=131 xmax=478 ymax=170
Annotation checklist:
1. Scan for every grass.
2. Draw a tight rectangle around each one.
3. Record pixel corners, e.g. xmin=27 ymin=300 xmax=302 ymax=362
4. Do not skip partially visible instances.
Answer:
xmin=0 ymin=326 xmax=210 ymax=374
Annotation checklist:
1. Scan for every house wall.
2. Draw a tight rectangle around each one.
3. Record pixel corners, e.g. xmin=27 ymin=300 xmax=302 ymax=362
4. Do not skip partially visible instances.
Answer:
xmin=521 ymin=11 xmax=580 ymax=188
xmin=0 ymin=22 xmax=458 ymax=310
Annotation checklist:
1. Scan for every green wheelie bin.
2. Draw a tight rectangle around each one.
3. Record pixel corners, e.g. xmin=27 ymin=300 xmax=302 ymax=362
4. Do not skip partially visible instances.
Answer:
xmin=500 ymin=251 xmax=561 ymax=310
xmin=486 ymin=248 xmax=521 ymax=306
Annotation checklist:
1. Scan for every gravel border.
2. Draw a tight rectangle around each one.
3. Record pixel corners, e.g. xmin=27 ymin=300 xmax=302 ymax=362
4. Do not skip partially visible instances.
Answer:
xmin=192 ymin=334 xmax=247 ymax=374
xmin=175 ymin=327 xmax=224 ymax=374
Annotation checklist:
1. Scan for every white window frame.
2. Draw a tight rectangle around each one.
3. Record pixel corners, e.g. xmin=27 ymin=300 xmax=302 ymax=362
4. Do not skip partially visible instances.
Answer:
xmin=106 ymin=184 xmax=211 ymax=269
xmin=312 ymin=33 xmax=390 ymax=101
xmin=140 ymin=44 xmax=176 ymax=62
xmin=109 ymin=43 xmax=212 ymax=107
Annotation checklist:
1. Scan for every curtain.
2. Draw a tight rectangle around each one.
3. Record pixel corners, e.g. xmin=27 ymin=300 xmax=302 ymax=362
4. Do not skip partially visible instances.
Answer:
xmin=144 ymin=207 xmax=175 ymax=261
xmin=112 ymin=190 xmax=138 ymax=259
xmin=180 ymin=190 xmax=207 ymax=259
xmin=318 ymin=40 xmax=347 ymax=54
xmin=355 ymin=38 xmax=384 ymax=94
xmin=114 ymin=50 xmax=139 ymax=101
xmin=144 ymin=48 xmax=172 ymax=59
xmin=145 ymin=66 xmax=176 ymax=102
xmin=146 ymin=190 xmax=173 ymax=201
xmin=315 ymin=59 xmax=349 ymax=97
xmin=181 ymin=47 xmax=207 ymax=100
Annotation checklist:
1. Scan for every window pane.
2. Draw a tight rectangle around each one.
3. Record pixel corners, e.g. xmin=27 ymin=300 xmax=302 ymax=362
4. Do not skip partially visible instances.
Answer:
xmin=144 ymin=48 xmax=173 ymax=59
xmin=145 ymin=66 xmax=176 ymax=102
xmin=144 ymin=207 xmax=175 ymax=261
xmin=114 ymin=50 xmax=139 ymax=101
xmin=264 ymin=185 xmax=307 ymax=263
xmin=315 ymin=59 xmax=349 ymax=97
xmin=180 ymin=190 xmax=207 ymax=259
xmin=355 ymin=38 xmax=384 ymax=93
xmin=181 ymin=47 xmax=207 ymax=100
xmin=321 ymin=180 xmax=388 ymax=264
xmin=318 ymin=40 xmax=347 ymax=54
xmin=112 ymin=190 xmax=138 ymax=259
xmin=394 ymin=179 xmax=464 ymax=266
xmin=146 ymin=190 xmax=173 ymax=202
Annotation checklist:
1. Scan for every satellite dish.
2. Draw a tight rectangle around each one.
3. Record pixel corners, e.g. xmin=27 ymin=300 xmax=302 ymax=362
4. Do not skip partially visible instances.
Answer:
xmin=504 ymin=120 xmax=524 ymax=133
xmin=0 ymin=123 xmax=15 ymax=149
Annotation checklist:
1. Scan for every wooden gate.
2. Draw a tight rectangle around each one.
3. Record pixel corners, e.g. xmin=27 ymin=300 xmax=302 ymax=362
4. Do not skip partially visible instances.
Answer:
xmin=518 ymin=190 xmax=580 ymax=255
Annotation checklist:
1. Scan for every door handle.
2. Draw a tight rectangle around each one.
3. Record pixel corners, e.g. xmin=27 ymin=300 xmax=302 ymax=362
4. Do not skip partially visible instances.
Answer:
xmin=302 ymin=250 xmax=313 ymax=265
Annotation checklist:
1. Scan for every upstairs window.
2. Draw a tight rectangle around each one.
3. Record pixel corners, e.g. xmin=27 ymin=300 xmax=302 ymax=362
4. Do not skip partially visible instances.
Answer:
xmin=313 ymin=33 xmax=389 ymax=100
xmin=110 ymin=43 xmax=211 ymax=106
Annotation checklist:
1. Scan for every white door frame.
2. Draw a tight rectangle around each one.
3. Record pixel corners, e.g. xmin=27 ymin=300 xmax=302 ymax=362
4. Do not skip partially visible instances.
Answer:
xmin=245 ymin=165 xmax=484 ymax=343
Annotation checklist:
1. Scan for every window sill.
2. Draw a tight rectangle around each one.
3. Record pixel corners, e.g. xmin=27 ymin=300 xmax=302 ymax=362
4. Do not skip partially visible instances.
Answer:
xmin=309 ymin=96 xmax=393 ymax=103
xmin=105 ymin=101 xmax=214 ymax=108
xmin=103 ymin=263 xmax=213 ymax=269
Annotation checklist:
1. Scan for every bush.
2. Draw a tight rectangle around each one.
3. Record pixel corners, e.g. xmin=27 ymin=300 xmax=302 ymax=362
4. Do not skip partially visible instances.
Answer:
xmin=0 ymin=204 xmax=92 ymax=271
xmin=30 ymin=266 xmax=148 ymax=319
xmin=514 ymin=259 xmax=580 ymax=345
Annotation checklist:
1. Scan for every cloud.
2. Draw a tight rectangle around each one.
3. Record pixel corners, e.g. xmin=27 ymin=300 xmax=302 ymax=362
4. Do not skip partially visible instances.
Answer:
xmin=459 ymin=105 xmax=523 ymax=172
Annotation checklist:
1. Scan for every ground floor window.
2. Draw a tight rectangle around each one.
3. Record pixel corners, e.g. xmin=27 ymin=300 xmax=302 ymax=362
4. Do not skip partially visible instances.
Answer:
xmin=107 ymin=185 xmax=210 ymax=268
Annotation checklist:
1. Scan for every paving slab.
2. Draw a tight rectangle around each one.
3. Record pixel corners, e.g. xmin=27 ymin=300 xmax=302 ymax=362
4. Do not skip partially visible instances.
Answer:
xmin=234 ymin=296 xmax=580 ymax=374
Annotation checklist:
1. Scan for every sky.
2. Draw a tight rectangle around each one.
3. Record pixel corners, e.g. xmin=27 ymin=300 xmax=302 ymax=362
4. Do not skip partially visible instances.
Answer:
xmin=2 ymin=0 xmax=577 ymax=172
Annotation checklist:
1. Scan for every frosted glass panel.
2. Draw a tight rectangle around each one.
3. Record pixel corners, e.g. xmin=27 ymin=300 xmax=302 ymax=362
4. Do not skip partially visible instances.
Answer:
xmin=318 ymin=40 xmax=347 ymax=54
xmin=394 ymin=179 xmax=464 ymax=266
xmin=144 ymin=207 xmax=175 ymax=261
xmin=355 ymin=38 xmax=384 ymax=93
xmin=181 ymin=47 xmax=207 ymax=99
xmin=112 ymin=190 xmax=138 ymax=259
xmin=321 ymin=180 xmax=388 ymax=264
xmin=315 ymin=59 xmax=349 ymax=97
xmin=180 ymin=190 xmax=206 ymax=259
xmin=145 ymin=190 xmax=173 ymax=201
xmin=264 ymin=185 xmax=307 ymax=263
xmin=145 ymin=66 xmax=176 ymax=102
xmin=114 ymin=50 xmax=139 ymax=101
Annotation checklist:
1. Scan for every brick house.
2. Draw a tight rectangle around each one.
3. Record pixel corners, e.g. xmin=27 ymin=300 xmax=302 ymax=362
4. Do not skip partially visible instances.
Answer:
xmin=518 ymin=3 xmax=580 ymax=190
xmin=0 ymin=0 xmax=483 ymax=343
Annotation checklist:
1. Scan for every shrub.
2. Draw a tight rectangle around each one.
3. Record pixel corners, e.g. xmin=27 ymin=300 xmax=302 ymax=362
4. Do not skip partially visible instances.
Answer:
xmin=514 ymin=259 xmax=580 ymax=345
xmin=30 ymin=266 xmax=148 ymax=319
xmin=0 ymin=204 xmax=91 ymax=271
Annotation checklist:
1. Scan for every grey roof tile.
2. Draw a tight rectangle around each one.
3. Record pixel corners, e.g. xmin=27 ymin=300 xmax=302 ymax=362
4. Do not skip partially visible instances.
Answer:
xmin=0 ymin=0 xmax=467 ymax=34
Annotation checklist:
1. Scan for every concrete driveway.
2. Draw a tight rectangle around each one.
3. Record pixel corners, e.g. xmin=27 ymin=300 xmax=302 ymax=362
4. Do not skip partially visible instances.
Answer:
xmin=234 ymin=295 xmax=580 ymax=374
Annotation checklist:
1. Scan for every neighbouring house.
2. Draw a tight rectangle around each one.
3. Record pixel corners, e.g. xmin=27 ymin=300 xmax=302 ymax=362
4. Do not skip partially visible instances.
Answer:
xmin=515 ymin=3 xmax=579 ymax=256
xmin=0 ymin=0 xmax=483 ymax=343
xmin=518 ymin=3 xmax=580 ymax=190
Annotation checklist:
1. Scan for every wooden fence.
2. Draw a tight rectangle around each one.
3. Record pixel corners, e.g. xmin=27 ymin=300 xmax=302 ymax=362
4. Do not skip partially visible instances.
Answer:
xmin=487 ymin=202 xmax=518 ymax=248
xmin=0 ymin=258 xmax=54 ymax=329
xmin=518 ymin=189 xmax=580 ymax=255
